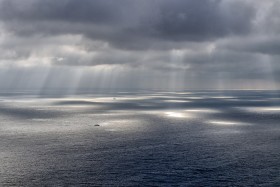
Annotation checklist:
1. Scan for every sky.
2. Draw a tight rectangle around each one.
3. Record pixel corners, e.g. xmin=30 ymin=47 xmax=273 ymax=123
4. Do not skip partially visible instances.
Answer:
xmin=0 ymin=0 xmax=279 ymax=92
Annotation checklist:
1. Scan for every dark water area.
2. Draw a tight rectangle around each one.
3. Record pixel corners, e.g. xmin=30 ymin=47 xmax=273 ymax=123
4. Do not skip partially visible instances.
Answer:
xmin=0 ymin=90 xmax=280 ymax=186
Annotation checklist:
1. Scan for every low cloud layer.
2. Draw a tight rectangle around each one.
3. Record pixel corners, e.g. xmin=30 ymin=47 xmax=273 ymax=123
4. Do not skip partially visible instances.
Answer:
xmin=0 ymin=0 xmax=279 ymax=90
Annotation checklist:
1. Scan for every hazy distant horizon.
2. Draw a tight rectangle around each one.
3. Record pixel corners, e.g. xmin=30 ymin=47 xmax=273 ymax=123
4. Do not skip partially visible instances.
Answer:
xmin=0 ymin=87 xmax=280 ymax=96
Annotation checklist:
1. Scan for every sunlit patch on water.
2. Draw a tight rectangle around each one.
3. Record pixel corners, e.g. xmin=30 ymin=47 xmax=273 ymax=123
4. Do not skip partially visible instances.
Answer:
xmin=146 ymin=110 xmax=194 ymax=119
xmin=208 ymin=96 xmax=237 ymax=99
xmin=208 ymin=120 xmax=248 ymax=126
xmin=239 ymin=106 xmax=280 ymax=113
xmin=186 ymin=96 xmax=206 ymax=100
xmin=165 ymin=112 xmax=185 ymax=118
xmin=164 ymin=99 xmax=191 ymax=103
xmin=148 ymin=109 xmax=219 ymax=119
xmin=185 ymin=108 xmax=220 ymax=113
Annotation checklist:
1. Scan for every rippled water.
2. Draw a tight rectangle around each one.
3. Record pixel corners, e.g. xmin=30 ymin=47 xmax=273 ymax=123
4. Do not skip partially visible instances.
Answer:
xmin=0 ymin=91 xmax=280 ymax=186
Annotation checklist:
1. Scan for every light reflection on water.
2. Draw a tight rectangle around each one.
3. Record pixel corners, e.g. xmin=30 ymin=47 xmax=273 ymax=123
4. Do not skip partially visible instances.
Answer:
xmin=240 ymin=106 xmax=280 ymax=113
xmin=165 ymin=111 xmax=186 ymax=118
xmin=208 ymin=120 xmax=248 ymax=126
xmin=0 ymin=91 xmax=279 ymax=186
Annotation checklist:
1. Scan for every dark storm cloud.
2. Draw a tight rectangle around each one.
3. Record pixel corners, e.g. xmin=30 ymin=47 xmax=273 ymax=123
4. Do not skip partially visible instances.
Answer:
xmin=0 ymin=0 xmax=256 ymax=48
xmin=0 ymin=0 xmax=119 ymax=23
xmin=153 ymin=0 xmax=254 ymax=41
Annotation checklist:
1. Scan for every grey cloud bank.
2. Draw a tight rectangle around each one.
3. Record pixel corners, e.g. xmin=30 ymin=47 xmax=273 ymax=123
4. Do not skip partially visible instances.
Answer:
xmin=0 ymin=0 xmax=254 ymax=44
xmin=0 ymin=0 xmax=279 ymax=91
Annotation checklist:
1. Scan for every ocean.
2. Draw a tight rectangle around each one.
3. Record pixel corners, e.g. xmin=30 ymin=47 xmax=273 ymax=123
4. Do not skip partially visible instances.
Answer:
xmin=0 ymin=90 xmax=279 ymax=186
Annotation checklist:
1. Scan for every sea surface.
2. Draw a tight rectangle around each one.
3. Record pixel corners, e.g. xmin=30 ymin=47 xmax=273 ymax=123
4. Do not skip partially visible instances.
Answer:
xmin=0 ymin=90 xmax=280 ymax=186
